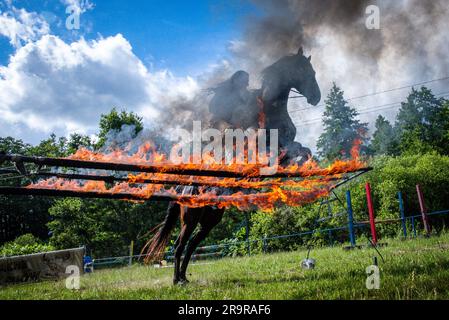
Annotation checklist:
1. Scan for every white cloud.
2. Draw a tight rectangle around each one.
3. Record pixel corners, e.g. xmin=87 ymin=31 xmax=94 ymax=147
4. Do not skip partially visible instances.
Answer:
xmin=60 ymin=0 xmax=95 ymax=14
xmin=0 ymin=33 xmax=200 ymax=143
xmin=0 ymin=7 xmax=50 ymax=48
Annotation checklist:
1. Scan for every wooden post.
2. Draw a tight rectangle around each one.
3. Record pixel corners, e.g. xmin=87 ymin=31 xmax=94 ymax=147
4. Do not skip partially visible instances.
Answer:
xmin=416 ymin=184 xmax=431 ymax=235
xmin=365 ymin=183 xmax=378 ymax=245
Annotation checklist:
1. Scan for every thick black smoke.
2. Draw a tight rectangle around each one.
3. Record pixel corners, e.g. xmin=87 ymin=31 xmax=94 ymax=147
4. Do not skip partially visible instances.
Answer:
xmin=153 ymin=0 xmax=449 ymax=152
xmin=226 ymin=0 xmax=449 ymax=150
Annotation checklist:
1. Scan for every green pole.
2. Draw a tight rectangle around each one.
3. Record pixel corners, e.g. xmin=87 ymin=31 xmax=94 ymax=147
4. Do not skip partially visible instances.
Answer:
xmin=245 ymin=212 xmax=251 ymax=256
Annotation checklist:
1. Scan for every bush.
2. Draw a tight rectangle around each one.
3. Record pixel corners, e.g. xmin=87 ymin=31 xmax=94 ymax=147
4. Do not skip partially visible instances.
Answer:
xmin=0 ymin=234 xmax=55 ymax=257
xmin=225 ymin=153 xmax=449 ymax=253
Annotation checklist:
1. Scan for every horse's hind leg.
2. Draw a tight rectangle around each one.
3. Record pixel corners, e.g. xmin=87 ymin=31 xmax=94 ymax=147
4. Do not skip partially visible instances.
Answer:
xmin=173 ymin=207 xmax=201 ymax=285
xmin=179 ymin=208 xmax=224 ymax=282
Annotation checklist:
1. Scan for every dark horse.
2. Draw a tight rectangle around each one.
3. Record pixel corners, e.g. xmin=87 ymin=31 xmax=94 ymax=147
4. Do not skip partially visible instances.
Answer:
xmin=144 ymin=47 xmax=321 ymax=285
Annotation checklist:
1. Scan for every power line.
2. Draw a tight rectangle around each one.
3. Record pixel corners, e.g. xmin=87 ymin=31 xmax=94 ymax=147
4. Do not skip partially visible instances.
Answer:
xmin=294 ymin=91 xmax=449 ymax=126
xmin=289 ymin=76 xmax=449 ymax=114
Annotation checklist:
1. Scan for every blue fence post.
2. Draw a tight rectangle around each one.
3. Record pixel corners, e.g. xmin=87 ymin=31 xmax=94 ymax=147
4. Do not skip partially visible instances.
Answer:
xmin=398 ymin=192 xmax=407 ymax=238
xmin=346 ymin=190 xmax=356 ymax=247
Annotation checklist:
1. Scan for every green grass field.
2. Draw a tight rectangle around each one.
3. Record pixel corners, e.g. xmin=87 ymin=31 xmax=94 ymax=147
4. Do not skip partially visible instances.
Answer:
xmin=2 ymin=233 xmax=449 ymax=300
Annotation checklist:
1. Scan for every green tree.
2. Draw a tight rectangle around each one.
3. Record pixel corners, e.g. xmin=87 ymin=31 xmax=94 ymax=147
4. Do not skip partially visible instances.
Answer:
xmin=96 ymin=108 xmax=144 ymax=149
xmin=317 ymin=84 xmax=369 ymax=161
xmin=395 ymin=87 xmax=449 ymax=155
xmin=370 ymin=115 xmax=399 ymax=156
xmin=28 ymin=133 xmax=68 ymax=157
xmin=0 ymin=137 xmax=55 ymax=243
xmin=48 ymin=198 xmax=167 ymax=258
xmin=0 ymin=137 xmax=30 ymax=155
xmin=67 ymin=133 xmax=92 ymax=154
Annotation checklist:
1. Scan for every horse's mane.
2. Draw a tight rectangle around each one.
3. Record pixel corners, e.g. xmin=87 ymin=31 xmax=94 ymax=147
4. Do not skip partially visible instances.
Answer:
xmin=261 ymin=54 xmax=300 ymax=82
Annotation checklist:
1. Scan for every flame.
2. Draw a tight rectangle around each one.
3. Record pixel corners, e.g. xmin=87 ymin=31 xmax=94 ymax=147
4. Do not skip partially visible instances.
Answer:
xmin=26 ymin=138 xmax=366 ymax=211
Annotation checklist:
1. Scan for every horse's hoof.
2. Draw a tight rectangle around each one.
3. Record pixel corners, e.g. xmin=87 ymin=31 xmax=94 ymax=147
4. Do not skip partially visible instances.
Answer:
xmin=178 ymin=278 xmax=190 ymax=286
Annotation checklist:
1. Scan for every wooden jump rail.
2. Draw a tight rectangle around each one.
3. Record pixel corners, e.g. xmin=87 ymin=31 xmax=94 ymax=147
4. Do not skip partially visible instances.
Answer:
xmin=0 ymin=168 xmax=345 ymax=190
xmin=0 ymin=187 xmax=177 ymax=202
xmin=0 ymin=153 xmax=373 ymax=179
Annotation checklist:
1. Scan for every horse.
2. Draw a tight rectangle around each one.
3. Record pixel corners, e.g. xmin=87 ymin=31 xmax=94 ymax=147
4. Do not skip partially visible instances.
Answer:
xmin=231 ymin=47 xmax=321 ymax=159
xmin=143 ymin=47 xmax=321 ymax=285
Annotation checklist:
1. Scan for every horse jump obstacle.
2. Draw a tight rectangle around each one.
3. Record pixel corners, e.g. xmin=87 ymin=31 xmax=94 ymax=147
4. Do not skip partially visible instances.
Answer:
xmin=346 ymin=183 xmax=434 ymax=248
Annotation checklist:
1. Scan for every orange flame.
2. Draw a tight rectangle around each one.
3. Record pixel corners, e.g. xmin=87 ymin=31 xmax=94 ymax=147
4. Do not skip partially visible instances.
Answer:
xmin=27 ymin=138 xmax=366 ymax=211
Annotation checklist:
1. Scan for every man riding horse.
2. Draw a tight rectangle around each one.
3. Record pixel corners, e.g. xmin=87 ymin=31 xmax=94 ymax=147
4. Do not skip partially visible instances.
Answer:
xmin=144 ymin=47 xmax=321 ymax=285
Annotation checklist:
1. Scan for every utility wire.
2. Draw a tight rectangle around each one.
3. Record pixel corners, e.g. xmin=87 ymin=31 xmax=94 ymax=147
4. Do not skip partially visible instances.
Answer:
xmin=294 ymin=91 xmax=449 ymax=126
xmin=289 ymin=76 xmax=449 ymax=114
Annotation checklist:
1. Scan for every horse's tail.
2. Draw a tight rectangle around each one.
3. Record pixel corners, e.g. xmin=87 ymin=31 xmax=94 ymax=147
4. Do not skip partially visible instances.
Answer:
xmin=142 ymin=202 xmax=180 ymax=264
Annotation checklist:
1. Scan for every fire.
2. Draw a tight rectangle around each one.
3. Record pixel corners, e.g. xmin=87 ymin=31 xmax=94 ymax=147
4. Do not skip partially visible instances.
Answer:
xmin=26 ymin=138 xmax=366 ymax=211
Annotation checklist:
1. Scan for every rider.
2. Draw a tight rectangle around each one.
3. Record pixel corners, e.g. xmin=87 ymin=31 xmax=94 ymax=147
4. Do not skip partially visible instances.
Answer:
xmin=208 ymin=70 xmax=250 ymax=131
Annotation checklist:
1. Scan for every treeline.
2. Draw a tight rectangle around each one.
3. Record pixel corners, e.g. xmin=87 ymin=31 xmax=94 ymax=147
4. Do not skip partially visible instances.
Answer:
xmin=1 ymin=85 xmax=449 ymax=258
xmin=227 ymin=85 xmax=449 ymax=254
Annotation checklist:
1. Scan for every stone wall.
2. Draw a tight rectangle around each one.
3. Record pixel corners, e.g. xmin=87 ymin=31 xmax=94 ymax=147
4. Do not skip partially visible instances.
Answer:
xmin=0 ymin=247 xmax=84 ymax=285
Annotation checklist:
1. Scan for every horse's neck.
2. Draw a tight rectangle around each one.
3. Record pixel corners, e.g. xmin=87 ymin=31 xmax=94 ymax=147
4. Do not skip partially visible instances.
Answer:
xmin=262 ymin=75 xmax=292 ymax=109
xmin=271 ymin=88 xmax=291 ymax=111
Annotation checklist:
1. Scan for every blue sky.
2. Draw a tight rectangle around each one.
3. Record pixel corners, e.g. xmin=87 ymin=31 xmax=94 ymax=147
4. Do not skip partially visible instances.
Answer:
xmin=0 ymin=0 xmax=256 ymax=76
xmin=0 ymin=0 xmax=263 ymax=144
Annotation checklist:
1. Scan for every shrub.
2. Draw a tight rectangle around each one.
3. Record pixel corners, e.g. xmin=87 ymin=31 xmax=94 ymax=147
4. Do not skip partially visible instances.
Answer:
xmin=0 ymin=234 xmax=55 ymax=257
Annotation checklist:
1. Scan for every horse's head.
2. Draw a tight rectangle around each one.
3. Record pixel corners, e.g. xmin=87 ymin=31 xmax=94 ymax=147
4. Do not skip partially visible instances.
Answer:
xmin=289 ymin=47 xmax=321 ymax=106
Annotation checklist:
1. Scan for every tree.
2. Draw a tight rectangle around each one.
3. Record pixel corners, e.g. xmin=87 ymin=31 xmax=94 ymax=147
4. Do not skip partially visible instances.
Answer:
xmin=395 ymin=87 xmax=449 ymax=155
xmin=67 ymin=133 xmax=92 ymax=155
xmin=28 ymin=134 xmax=68 ymax=157
xmin=0 ymin=137 xmax=55 ymax=243
xmin=0 ymin=137 xmax=30 ymax=155
xmin=317 ymin=84 xmax=369 ymax=161
xmin=96 ymin=108 xmax=144 ymax=149
xmin=370 ymin=115 xmax=399 ymax=156
xmin=48 ymin=198 xmax=167 ymax=258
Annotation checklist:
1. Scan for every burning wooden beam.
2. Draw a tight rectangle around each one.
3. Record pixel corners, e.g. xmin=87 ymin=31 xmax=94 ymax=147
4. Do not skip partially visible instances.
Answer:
xmin=0 ymin=187 xmax=176 ymax=202
xmin=0 ymin=153 xmax=372 ymax=179
xmin=0 ymin=168 xmax=368 ymax=191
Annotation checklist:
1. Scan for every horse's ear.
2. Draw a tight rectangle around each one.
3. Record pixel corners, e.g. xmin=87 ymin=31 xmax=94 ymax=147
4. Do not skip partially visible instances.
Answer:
xmin=307 ymin=55 xmax=311 ymax=61
xmin=297 ymin=47 xmax=303 ymax=56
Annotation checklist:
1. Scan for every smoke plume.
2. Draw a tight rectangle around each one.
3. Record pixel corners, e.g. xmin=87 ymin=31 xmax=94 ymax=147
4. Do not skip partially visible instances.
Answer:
xmin=227 ymin=0 xmax=449 ymax=151
xmin=146 ymin=0 xmax=449 ymax=153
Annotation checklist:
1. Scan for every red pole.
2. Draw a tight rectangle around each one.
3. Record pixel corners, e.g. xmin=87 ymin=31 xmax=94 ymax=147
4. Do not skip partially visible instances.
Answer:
xmin=365 ymin=183 xmax=378 ymax=244
xmin=416 ymin=184 xmax=431 ymax=235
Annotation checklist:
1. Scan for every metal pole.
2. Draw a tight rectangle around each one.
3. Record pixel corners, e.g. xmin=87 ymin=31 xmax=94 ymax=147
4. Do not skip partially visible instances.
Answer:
xmin=411 ymin=217 xmax=417 ymax=237
xmin=365 ymin=183 xmax=378 ymax=245
xmin=346 ymin=190 xmax=356 ymax=247
xmin=398 ymin=192 xmax=407 ymax=238
xmin=416 ymin=184 xmax=431 ymax=235
xmin=129 ymin=240 xmax=134 ymax=266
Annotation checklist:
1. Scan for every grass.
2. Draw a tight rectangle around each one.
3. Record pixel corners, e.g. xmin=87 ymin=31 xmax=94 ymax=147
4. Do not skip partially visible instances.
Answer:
xmin=1 ymin=233 xmax=449 ymax=300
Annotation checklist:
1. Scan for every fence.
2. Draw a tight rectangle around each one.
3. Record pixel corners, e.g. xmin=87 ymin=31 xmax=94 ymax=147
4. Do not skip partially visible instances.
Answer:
xmin=89 ymin=184 xmax=449 ymax=269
